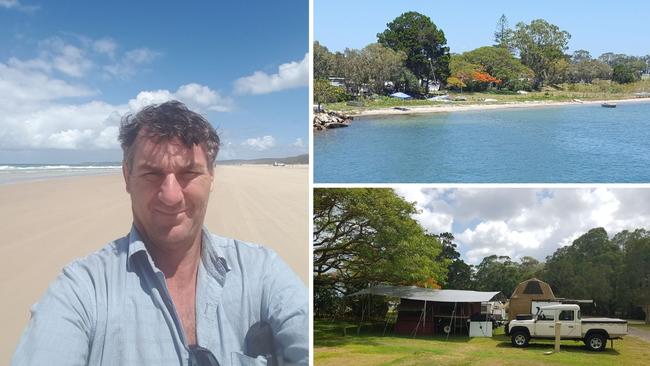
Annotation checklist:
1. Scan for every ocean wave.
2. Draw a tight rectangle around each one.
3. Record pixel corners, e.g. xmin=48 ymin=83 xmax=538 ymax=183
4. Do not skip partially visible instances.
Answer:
xmin=0 ymin=165 xmax=122 ymax=171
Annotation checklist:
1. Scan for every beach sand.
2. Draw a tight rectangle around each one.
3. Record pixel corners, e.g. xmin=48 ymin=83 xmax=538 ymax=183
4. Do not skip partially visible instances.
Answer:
xmin=352 ymin=97 xmax=650 ymax=118
xmin=0 ymin=164 xmax=308 ymax=363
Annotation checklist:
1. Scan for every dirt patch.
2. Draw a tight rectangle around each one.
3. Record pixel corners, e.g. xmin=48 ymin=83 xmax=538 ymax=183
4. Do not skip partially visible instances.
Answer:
xmin=628 ymin=327 xmax=650 ymax=342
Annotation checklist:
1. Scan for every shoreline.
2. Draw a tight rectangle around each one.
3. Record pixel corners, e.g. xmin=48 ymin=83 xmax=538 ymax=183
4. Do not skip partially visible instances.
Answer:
xmin=0 ymin=163 xmax=308 ymax=186
xmin=342 ymin=97 xmax=650 ymax=119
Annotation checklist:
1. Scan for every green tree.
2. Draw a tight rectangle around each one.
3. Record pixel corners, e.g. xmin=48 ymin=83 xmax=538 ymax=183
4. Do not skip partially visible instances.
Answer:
xmin=449 ymin=55 xmax=482 ymax=91
xmin=314 ymin=41 xmax=335 ymax=79
xmin=494 ymin=14 xmax=513 ymax=51
xmin=615 ymin=229 xmax=650 ymax=323
xmin=435 ymin=233 xmax=473 ymax=289
xmin=542 ymin=228 xmax=622 ymax=316
xmin=395 ymin=68 xmax=421 ymax=95
xmin=377 ymin=11 xmax=450 ymax=91
xmin=511 ymin=19 xmax=571 ymax=88
xmin=446 ymin=76 xmax=466 ymax=92
xmin=613 ymin=63 xmax=640 ymax=83
xmin=572 ymin=49 xmax=592 ymax=63
xmin=473 ymin=255 xmax=521 ymax=297
xmin=360 ymin=43 xmax=407 ymax=94
xmin=460 ymin=46 xmax=535 ymax=90
xmin=313 ymin=188 xmax=448 ymax=315
xmin=313 ymin=79 xmax=348 ymax=110
xmin=567 ymin=51 xmax=612 ymax=83
xmin=598 ymin=53 xmax=646 ymax=83
xmin=518 ymin=256 xmax=544 ymax=280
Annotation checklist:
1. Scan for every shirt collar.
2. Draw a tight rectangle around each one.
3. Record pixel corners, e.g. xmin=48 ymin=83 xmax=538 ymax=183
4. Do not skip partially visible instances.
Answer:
xmin=126 ymin=224 xmax=230 ymax=283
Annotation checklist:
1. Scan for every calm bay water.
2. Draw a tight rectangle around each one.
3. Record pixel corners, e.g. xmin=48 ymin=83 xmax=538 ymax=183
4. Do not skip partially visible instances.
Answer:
xmin=314 ymin=101 xmax=650 ymax=183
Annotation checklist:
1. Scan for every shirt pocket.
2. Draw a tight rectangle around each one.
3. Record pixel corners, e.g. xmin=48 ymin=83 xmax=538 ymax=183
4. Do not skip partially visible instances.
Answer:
xmin=231 ymin=352 xmax=268 ymax=366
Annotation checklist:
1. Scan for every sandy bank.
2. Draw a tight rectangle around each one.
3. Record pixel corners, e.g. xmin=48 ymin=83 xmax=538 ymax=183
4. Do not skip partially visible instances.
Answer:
xmin=0 ymin=164 xmax=307 ymax=363
xmin=351 ymin=97 xmax=650 ymax=118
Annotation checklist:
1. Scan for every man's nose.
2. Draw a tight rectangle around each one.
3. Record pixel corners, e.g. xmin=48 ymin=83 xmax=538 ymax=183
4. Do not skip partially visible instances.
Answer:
xmin=158 ymin=174 xmax=183 ymax=206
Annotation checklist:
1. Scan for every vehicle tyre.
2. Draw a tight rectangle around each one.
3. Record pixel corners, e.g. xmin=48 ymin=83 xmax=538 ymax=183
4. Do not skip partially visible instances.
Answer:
xmin=511 ymin=330 xmax=529 ymax=347
xmin=585 ymin=333 xmax=606 ymax=351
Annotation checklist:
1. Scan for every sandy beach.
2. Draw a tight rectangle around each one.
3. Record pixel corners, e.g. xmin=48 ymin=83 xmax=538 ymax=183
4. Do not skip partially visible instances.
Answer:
xmin=352 ymin=97 xmax=650 ymax=118
xmin=0 ymin=164 xmax=308 ymax=363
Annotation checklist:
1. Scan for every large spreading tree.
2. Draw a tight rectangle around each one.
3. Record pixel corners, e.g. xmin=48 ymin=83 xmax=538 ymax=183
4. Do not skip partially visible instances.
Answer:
xmin=313 ymin=188 xmax=448 ymax=316
xmin=377 ymin=11 xmax=450 ymax=91
xmin=510 ymin=19 xmax=571 ymax=88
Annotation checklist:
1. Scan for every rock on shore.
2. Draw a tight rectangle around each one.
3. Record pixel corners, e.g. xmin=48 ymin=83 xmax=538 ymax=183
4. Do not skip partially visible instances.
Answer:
xmin=313 ymin=111 xmax=353 ymax=131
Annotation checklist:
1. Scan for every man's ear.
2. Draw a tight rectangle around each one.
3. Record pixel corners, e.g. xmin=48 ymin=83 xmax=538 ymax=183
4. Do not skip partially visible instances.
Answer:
xmin=122 ymin=162 xmax=131 ymax=193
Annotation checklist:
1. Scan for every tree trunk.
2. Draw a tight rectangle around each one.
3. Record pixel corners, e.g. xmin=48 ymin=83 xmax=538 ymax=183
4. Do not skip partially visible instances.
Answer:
xmin=645 ymin=304 xmax=650 ymax=324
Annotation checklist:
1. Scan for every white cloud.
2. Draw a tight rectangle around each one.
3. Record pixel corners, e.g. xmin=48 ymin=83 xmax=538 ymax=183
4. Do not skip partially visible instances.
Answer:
xmin=128 ymin=83 xmax=233 ymax=113
xmin=93 ymin=38 xmax=117 ymax=58
xmin=0 ymin=62 xmax=96 ymax=105
xmin=242 ymin=136 xmax=275 ymax=151
xmin=1 ymin=100 xmax=126 ymax=150
xmin=0 ymin=0 xmax=19 ymax=7
xmin=0 ymin=36 xmax=231 ymax=153
xmin=395 ymin=188 xmax=650 ymax=265
xmin=104 ymin=47 xmax=160 ymax=79
xmin=54 ymin=45 xmax=93 ymax=77
xmin=292 ymin=138 xmax=304 ymax=148
xmin=175 ymin=83 xmax=232 ymax=112
xmin=0 ymin=0 xmax=38 ymax=11
xmin=1 ymin=56 xmax=228 ymax=150
xmin=234 ymin=53 xmax=308 ymax=95
xmin=40 ymin=37 xmax=94 ymax=78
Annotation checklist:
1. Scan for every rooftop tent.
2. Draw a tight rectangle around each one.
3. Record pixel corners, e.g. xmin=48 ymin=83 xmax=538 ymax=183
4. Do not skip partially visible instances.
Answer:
xmin=350 ymin=285 xmax=505 ymax=337
xmin=508 ymin=278 xmax=556 ymax=319
xmin=390 ymin=92 xmax=413 ymax=100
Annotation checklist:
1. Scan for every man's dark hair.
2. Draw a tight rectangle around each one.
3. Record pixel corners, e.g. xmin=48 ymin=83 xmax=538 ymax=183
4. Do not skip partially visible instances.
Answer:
xmin=119 ymin=100 xmax=220 ymax=171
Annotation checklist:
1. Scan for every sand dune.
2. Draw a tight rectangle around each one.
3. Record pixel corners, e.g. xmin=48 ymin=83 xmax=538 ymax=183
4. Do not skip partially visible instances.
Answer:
xmin=0 ymin=164 xmax=308 ymax=364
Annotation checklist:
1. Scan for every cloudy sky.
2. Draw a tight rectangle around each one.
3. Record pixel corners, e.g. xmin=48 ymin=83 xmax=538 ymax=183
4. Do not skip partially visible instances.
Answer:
xmin=0 ymin=0 xmax=308 ymax=163
xmin=395 ymin=188 xmax=650 ymax=265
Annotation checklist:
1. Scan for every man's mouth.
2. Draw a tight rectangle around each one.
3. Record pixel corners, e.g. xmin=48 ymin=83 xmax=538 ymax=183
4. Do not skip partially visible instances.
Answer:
xmin=154 ymin=209 xmax=186 ymax=216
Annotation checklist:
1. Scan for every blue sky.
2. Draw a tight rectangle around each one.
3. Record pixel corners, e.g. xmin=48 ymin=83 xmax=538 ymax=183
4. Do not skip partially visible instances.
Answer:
xmin=0 ymin=0 xmax=308 ymax=163
xmin=315 ymin=0 xmax=650 ymax=57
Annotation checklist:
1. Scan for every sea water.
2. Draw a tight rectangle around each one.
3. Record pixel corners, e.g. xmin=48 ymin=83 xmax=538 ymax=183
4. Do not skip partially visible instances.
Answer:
xmin=0 ymin=163 xmax=121 ymax=185
xmin=314 ymin=102 xmax=650 ymax=183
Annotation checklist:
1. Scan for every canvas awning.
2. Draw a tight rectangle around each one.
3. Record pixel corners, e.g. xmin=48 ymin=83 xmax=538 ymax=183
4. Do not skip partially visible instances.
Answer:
xmin=350 ymin=284 xmax=504 ymax=303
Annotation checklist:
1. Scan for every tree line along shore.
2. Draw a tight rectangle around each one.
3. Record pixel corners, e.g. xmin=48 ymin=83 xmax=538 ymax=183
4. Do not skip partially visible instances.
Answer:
xmin=314 ymin=12 xmax=650 ymax=116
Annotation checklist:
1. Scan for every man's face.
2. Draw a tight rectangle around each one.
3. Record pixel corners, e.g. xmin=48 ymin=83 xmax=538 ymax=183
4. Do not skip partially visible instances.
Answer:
xmin=124 ymin=134 xmax=214 ymax=251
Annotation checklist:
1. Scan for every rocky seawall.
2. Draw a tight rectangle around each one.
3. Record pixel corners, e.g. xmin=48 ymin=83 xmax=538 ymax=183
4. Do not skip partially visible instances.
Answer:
xmin=313 ymin=111 xmax=353 ymax=131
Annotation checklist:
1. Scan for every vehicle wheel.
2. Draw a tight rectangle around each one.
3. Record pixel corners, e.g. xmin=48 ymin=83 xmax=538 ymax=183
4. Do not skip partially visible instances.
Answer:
xmin=511 ymin=331 xmax=529 ymax=347
xmin=585 ymin=333 xmax=606 ymax=351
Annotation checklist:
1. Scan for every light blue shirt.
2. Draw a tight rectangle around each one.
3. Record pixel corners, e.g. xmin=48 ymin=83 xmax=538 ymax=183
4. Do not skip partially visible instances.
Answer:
xmin=12 ymin=226 xmax=308 ymax=366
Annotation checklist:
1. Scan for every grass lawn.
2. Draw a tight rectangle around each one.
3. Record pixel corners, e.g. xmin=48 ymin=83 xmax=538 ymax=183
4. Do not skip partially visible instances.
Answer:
xmin=323 ymin=80 xmax=650 ymax=114
xmin=314 ymin=320 xmax=650 ymax=366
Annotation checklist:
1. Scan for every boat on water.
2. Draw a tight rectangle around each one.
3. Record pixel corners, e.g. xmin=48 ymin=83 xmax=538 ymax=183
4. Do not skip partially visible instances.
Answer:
xmin=601 ymin=103 xmax=617 ymax=108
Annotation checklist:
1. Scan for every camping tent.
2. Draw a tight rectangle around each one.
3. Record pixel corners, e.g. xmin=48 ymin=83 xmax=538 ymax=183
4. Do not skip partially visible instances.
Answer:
xmin=351 ymin=285 xmax=505 ymax=336
xmin=390 ymin=92 xmax=413 ymax=100
xmin=508 ymin=278 xmax=556 ymax=319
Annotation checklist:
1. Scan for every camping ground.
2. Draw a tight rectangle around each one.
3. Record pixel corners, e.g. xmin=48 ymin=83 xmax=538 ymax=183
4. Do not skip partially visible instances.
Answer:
xmin=314 ymin=320 xmax=650 ymax=366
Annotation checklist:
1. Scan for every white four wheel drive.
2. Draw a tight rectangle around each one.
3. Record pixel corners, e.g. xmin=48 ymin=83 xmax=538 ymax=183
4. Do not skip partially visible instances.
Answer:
xmin=507 ymin=304 xmax=627 ymax=351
